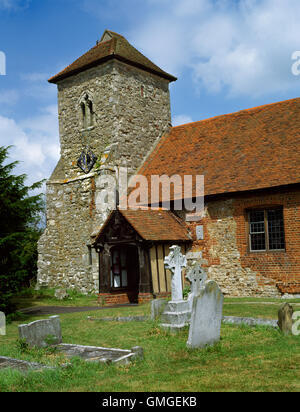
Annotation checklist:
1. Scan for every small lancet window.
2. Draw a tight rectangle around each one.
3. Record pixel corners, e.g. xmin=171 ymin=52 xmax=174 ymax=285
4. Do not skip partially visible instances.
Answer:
xmin=80 ymin=93 xmax=94 ymax=129
xmin=81 ymin=102 xmax=87 ymax=129
xmin=87 ymin=99 xmax=94 ymax=127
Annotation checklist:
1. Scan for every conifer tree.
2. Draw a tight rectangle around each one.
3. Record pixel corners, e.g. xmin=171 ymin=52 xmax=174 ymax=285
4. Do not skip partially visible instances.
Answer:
xmin=0 ymin=146 xmax=44 ymax=313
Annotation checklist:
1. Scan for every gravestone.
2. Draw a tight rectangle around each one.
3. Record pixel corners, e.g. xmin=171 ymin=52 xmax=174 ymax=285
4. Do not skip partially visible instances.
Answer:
xmin=278 ymin=303 xmax=294 ymax=335
xmin=187 ymin=280 xmax=224 ymax=349
xmin=160 ymin=246 xmax=190 ymax=332
xmin=55 ymin=288 xmax=69 ymax=300
xmin=0 ymin=312 xmax=5 ymax=336
xmin=18 ymin=315 xmax=62 ymax=348
xmin=186 ymin=264 xmax=207 ymax=311
xmin=151 ymin=299 xmax=167 ymax=320
xmin=164 ymin=245 xmax=187 ymax=301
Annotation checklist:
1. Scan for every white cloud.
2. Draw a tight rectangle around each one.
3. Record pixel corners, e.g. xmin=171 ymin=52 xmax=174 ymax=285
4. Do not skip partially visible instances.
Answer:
xmin=0 ymin=0 xmax=30 ymax=11
xmin=172 ymin=114 xmax=193 ymax=126
xmin=21 ymin=72 xmax=57 ymax=101
xmin=0 ymin=105 xmax=59 ymax=188
xmin=128 ymin=0 xmax=300 ymax=97
xmin=21 ymin=72 xmax=49 ymax=83
xmin=0 ymin=89 xmax=19 ymax=105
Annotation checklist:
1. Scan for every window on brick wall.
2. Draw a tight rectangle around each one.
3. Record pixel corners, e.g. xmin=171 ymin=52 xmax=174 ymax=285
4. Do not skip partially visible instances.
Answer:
xmin=248 ymin=208 xmax=285 ymax=252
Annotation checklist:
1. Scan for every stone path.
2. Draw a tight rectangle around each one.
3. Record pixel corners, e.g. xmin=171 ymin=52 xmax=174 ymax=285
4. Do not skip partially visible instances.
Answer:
xmin=19 ymin=303 xmax=138 ymax=316
xmin=19 ymin=301 xmax=300 ymax=316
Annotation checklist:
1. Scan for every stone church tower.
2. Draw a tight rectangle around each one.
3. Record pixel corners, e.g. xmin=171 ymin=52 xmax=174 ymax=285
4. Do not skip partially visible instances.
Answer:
xmin=37 ymin=30 xmax=176 ymax=293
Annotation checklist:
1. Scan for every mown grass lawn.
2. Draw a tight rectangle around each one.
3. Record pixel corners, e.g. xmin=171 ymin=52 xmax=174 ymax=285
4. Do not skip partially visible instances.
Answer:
xmin=0 ymin=296 xmax=299 ymax=392
xmin=11 ymin=288 xmax=100 ymax=309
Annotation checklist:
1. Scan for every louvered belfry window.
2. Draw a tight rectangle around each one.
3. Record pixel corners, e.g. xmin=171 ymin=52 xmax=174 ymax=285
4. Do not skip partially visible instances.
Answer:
xmin=248 ymin=208 xmax=285 ymax=252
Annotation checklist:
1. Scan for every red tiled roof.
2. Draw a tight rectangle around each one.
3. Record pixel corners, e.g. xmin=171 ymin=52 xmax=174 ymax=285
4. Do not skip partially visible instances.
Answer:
xmin=93 ymin=209 xmax=191 ymax=243
xmin=139 ymin=97 xmax=300 ymax=198
xmin=49 ymin=30 xmax=176 ymax=84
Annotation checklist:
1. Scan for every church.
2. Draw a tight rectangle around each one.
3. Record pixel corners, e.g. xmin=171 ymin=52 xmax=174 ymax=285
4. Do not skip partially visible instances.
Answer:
xmin=37 ymin=30 xmax=300 ymax=304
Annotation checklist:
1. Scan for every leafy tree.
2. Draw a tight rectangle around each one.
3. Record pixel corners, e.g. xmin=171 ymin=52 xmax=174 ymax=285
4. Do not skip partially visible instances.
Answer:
xmin=0 ymin=146 xmax=45 ymax=313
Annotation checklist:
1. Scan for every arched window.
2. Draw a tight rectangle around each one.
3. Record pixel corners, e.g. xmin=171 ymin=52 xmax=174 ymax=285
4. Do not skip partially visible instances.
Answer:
xmin=87 ymin=99 xmax=94 ymax=127
xmin=80 ymin=93 xmax=94 ymax=129
xmin=81 ymin=102 xmax=86 ymax=129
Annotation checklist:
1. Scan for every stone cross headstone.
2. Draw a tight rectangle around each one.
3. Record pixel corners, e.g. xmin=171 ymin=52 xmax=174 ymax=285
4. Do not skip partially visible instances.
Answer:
xmin=187 ymin=280 xmax=224 ymax=349
xmin=0 ymin=312 xmax=6 ymax=336
xmin=186 ymin=264 xmax=207 ymax=295
xmin=278 ymin=303 xmax=294 ymax=335
xmin=164 ymin=245 xmax=187 ymax=302
xmin=186 ymin=264 xmax=207 ymax=311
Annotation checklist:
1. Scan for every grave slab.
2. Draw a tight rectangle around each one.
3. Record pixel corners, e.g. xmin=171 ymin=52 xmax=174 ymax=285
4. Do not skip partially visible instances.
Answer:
xmin=0 ymin=356 xmax=53 ymax=373
xmin=56 ymin=343 xmax=143 ymax=365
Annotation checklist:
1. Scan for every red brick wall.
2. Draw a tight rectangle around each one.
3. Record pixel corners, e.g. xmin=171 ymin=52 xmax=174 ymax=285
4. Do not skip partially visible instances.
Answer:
xmin=187 ymin=187 xmax=300 ymax=296
xmin=98 ymin=293 xmax=131 ymax=306
xmin=234 ymin=189 xmax=300 ymax=294
xmin=138 ymin=293 xmax=155 ymax=304
xmin=98 ymin=292 xmax=155 ymax=306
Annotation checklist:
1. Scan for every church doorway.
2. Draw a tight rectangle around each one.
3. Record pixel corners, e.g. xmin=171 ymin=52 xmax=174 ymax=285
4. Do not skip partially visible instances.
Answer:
xmin=110 ymin=245 xmax=140 ymax=303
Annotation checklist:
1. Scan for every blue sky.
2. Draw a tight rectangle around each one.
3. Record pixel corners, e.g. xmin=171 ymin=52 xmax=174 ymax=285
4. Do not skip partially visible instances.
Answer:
xmin=1 ymin=0 xmax=300 ymax=187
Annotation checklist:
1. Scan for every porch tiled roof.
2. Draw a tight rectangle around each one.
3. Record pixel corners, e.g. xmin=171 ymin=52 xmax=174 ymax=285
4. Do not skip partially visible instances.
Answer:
xmin=93 ymin=209 xmax=191 ymax=243
xmin=121 ymin=209 xmax=191 ymax=241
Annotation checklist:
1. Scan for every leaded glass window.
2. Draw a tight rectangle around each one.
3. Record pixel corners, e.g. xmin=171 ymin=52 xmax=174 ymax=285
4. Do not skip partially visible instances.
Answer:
xmin=248 ymin=208 xmax=285 ymax=252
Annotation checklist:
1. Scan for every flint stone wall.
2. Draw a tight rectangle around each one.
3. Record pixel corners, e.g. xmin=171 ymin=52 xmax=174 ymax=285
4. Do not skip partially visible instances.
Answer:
xmin=37 ymin=59 xmax=171 ymax=293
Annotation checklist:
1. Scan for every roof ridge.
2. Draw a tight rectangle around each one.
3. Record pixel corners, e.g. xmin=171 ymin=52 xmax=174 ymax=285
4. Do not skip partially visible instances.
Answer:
xmin=49 ymin=30 xmax=176 ymax=83
xmin=140 ymin=96 xmax=300 ymax=198
xmin=105 ymin=30 xmax=127 ymax=40
xmin=48 ymin=38 xmax=114 ymax=83
xmin=172 ymin=96 xmax=300 ymax=129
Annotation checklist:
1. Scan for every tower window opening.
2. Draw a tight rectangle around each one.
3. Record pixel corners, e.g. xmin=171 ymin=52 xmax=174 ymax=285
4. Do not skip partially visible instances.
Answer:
xmin=80 ymin=94 xmax=94 ymax=129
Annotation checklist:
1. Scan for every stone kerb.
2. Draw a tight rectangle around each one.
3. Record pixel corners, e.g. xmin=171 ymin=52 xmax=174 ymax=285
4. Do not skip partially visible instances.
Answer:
xmin=18 ymin=315 xmax=62 ymax=348
xmin=187 ymin=280 xmax=224 ymax=349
